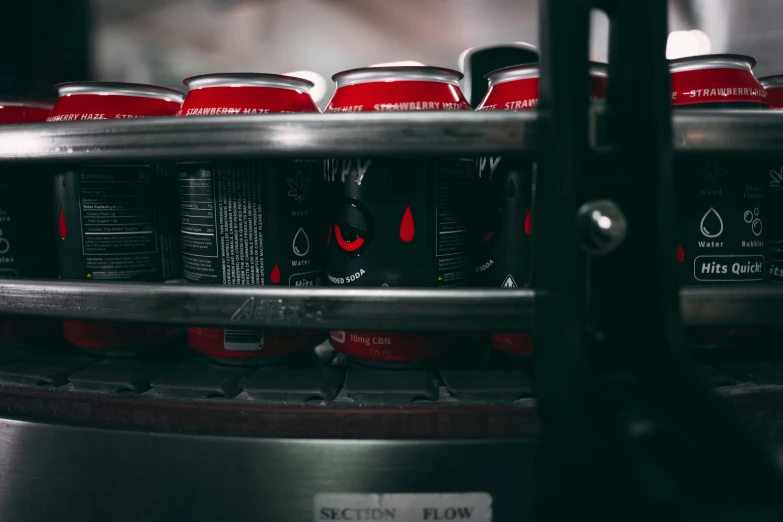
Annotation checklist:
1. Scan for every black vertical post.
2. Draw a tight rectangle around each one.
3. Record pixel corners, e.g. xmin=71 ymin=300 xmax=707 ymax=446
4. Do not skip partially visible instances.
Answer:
xmin=534 ymin=0 xmax=783 ymax=516
xmin=533 ymin=0 xmax=604 ymax=518
xmin=603 ymin=0 xmax=783 ymax=502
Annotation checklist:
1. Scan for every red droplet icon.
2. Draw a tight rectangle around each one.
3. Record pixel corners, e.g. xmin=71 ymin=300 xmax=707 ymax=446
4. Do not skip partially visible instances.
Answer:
xmin=270 ymin=264 xmax=281 ymax=284
xmin=59 ymin=206 xmax=67 ymax=240
xmin=327 ymin=224 xmax=332 ymax=245
xmin=482 ymin=230 xmax=494 ymax=242
xmin=399 ymin=205 xmax=415 ymax=242
xmin=676 ymin=244 xmax=685 ymax=264
xmin=524 ymin=207 xmax=532 ymax=236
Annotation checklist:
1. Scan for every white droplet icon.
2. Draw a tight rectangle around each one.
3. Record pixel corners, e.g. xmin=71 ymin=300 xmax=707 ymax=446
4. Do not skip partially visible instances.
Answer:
xmin=700 ymin=207 xmax=723 ymax=238
xmin=293 ymin=227 xmax=310 ymax=257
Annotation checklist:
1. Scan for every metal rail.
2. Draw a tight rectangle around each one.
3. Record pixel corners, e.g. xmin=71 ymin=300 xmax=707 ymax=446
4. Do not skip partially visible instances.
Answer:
xmin=0 ymin=110 xmax=779 ymax=161
xmin=0 ymin=280 xmax=535 ymax=330
xmin=0 ymin=279 xmax=777 ymax=328
xmin=0 ymin=111 xmax=537 ymax=160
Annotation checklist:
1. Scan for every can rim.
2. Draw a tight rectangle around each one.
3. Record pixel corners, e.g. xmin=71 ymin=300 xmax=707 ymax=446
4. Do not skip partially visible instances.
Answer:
xmin=54 ymin=82 xmax=185 ymax=103
xmin=759 ymin=75 xmax=783 ymax=89
xmin=184 ymin=73 xmax=315 ymax=91
xmin=668 ymin=54 xmax=757 ymax=74
xmin=458 ymin=42 xmax=540 ymax=102
xmin=332 ymin=66 xmax=464 ymax=88
xmin=0 ymin=98 xmax=55 ymax=110
xmin=485 ymin=62 xmax=608 ymax=87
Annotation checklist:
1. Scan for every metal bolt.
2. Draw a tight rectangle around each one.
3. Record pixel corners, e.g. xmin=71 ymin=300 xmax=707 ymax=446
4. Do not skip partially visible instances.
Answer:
xmin=577 ymin=200 xmax=628 ymax=256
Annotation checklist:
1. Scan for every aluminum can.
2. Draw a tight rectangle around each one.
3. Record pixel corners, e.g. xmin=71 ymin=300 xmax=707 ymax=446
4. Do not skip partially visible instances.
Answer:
xmin=177 ymin=73 xmax=325 ymax=364
xmin=757 ymin=75 xmax=783 ymax=284
xmin=0 ymin=99 xmax=59 ymax=343
xmin=324 ymin=66 xmax=475 ymax=366
xmin=475 ymin=63 xmax=608 ymax=355
xmin=670 ymin=55 xmax=769 ymax=285
xmin=49 ymin=82 xmax=184 ymax=354
xmin=758 ymin=76 xmax=783 ymax=110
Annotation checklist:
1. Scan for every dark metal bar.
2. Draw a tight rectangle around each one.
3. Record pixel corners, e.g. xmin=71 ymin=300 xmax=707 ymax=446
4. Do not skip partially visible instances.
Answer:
xmin=533 ymin=0 xmax=601 ymax=518
xmin=0 ymin=280 xmax=780 ymax=328
xmin=0 ymin=110 xmax=780 ymax=163
xmin=673 ymin=109 xmax=783 ymax=152
xmin=0 ymin=112 xmax=536 ymax=161
xmin=0 ymin=280 xmax=534 ymax=331
xmin=604 ymin=0 xmax=783 ymax=511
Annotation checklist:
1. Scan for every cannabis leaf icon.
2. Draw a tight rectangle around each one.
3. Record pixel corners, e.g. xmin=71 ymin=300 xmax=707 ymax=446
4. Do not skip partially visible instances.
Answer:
xmin=697 ymin=160 xmax=727 ymax=182
xmin=286 ymin=171 xmax=310 ymax=202
xmin=770 ymin=165 xmax=783 ymax=191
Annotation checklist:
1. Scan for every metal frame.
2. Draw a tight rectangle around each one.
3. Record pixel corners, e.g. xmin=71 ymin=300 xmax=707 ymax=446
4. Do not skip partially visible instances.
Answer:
xmin=0 ymin=280 xmax=780 ymax=329
xmin=0 ymin=110 xmax=781 ymax=161
xmin=532 ymin=0 xmax=783 ymax=519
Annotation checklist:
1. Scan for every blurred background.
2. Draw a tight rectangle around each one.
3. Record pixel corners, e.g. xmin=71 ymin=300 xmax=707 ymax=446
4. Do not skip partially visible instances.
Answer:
xmin=1 ymin=0 xmax=781 ymax=108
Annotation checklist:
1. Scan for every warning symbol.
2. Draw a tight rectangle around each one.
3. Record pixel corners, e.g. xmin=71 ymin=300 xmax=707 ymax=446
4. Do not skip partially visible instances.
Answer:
xmin=501 ymin=274 xmax=517 ymax=288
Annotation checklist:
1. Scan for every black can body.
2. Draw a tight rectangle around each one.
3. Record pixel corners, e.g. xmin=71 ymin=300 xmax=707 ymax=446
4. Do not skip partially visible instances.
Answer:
xmin=177 ymin=159 xmax=327 ymax=362
xmin=325 ymin=157 xmax=475 ymax=288
xmin=473 ymin=155 xmax=533 ymax=290
xmin=0 ymin=169 xmax=56 ymax=279
xmin=55 ymin=165 xmax=181 ymax=282
xmin=675 ymin=102 xmax=768 ymax=284
xmin=177 ymin=159 xmax=325 ymax=287
xmin=0 ymin=168 xmax=59 ymax=343
xmin=676 ymin=153 xmax=766 ymax=284
xmin=325 ymin=157 xmax=477 ymax=364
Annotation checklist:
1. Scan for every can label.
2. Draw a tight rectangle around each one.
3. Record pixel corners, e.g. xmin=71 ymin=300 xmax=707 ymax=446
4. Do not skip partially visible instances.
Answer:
xmin=325 ymin=157 xmax=477 ymax=362
xmin=325 ymin=157 xmax=474 ymax=288
xmin=473 ymin=155 xmax=533 ymax=289
xmin=178 ymin=160 xmax=325 ymax=356
xmin=56 ymin=165 xmax=181 ymax=281
xmin=676 ymin=156 xmax=766 ymax=283
xmin=178 ymin=160 xmax=324 ymax=287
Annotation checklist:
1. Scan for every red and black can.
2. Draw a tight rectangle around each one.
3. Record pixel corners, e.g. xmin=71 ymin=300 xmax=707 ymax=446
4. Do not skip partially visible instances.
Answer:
xmin=324 ymin=66 xmax=474 ymax=366
xmin=177 ymin=73 xmax=326 ymax=364
xmin=474 ymin=63 xmax=608 ymax=355
xmin=670 ymin=55 xmax=769 ymax=285
xmin=759 ymin=76 xmax=783 ymax=110
xmin=757 ymin=76 xmax=783 ymax=283
xmin=50 ymin=82 xmax=184 ymax=354
xmin=0 ymin=99 xmax=60 ymax=343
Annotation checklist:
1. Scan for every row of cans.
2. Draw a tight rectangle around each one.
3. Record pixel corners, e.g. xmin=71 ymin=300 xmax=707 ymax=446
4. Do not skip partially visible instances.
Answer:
xmin=1 ymin=54 xmax=782 ymax=366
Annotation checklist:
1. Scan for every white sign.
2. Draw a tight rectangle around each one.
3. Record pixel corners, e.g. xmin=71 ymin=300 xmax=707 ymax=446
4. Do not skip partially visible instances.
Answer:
xmin=314 ymin=492 xmax=492 ymax=522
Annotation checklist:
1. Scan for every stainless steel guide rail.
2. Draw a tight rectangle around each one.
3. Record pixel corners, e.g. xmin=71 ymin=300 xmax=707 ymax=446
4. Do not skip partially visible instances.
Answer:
xmin=0 ymin=281 xmax=535 ymax=330
xmin=0 ymin=279 xmax=778 ymax=329
xmin=0 ymin=109 xmax=780 ymax=161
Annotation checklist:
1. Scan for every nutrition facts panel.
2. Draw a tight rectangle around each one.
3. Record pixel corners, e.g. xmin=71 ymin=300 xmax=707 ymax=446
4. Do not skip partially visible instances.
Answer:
xmin=178 ymin=168 xmax=218 ymax=258
xmin=78 ymin=168 xmax=158 ymax=255
xmin=435 ymin=158 xmax=472 ymax=257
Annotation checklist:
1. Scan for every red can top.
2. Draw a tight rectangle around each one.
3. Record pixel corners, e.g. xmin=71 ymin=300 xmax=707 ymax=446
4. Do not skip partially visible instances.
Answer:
xmin=758 ymin=75 xmax=783 ymax=110
xmin=47 ymin=82 xmax=185 ymax=121
xmin=0 ymin=99 xmax=54 ymax=124
xmin=325 ymin=66 xmax=471 ymax=112
xmin=179 ymin=73 xmax=319 ymax=115
xmin=477 ymin=62 xmax=608 ymax=111
xmin=669 ymin=54 xmax=768 ymax=107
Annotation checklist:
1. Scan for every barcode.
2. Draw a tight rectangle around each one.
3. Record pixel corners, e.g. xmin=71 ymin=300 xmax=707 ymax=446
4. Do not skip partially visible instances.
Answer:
xmin=223 ymin=328 xmax=264 ymax=351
